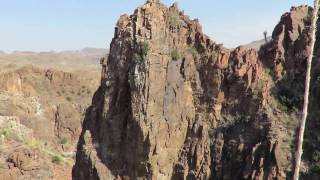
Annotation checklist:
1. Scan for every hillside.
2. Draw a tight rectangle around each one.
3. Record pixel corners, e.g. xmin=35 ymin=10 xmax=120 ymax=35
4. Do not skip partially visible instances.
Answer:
xmin=242 ymin=37 xmax=272 ymax=50
xmin=0 ymin=49 xmax=102 ymax=179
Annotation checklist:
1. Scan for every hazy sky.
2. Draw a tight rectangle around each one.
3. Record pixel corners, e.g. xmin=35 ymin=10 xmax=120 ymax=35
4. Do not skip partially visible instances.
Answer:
xmin=0 ymin=0 xmax=312 ymax=52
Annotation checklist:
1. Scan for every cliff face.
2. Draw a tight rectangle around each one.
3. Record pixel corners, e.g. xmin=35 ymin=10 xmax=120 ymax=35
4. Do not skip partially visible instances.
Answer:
xmin=73 ymin=1 xmax=314 ymax=179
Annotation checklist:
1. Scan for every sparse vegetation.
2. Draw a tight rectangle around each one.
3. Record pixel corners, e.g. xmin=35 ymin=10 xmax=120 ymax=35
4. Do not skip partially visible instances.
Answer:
xmin=168 ymin=10 xmax=185 ymax=28
xmin=276 ymin=75 xmax=304 ymax=113
xmin=0 ymin=122 xmax=26 ymax=142
xmin=310 ymin=165 xmax=320 ymax=173
xmin=25 ymin=138 xmax=41 ymax=148
xmin=133 ymin=41 xmax=150 ymax=63
xmin=233 ymin=113 xmax=251 ymax=124
xmin=0 ymin=49 xmax=100 ymax=178
xmin=51 ymin=155 xmax=64 ymax=165
xmin=188 ymin=47 xmax=198 ymax=59
xmin=0 ymin=129 xmax=8 ymax=137
xmin=133 ymin=53 xmax=143 ymax=62
xmin=59 ymin=137 xmax=68 ymax=145
xmin=140 ymin=41 xmax=150 ymax=57
xmin=171 ymin=49 xmax=181 ymax=61
xmin=211 ymin=51 xmax=217 ymax=62
xmin=257 ymin=79 xmax=265 ymax=91
xmin=252 ymin=68 xmax=271 ymax=99
xmin=312 ymin=150 xmax=320 ymax=162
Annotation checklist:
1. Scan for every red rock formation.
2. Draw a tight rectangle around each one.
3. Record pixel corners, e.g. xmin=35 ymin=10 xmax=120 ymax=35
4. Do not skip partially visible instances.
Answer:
xmin=73 ymin=2 xmax=313 ymax=180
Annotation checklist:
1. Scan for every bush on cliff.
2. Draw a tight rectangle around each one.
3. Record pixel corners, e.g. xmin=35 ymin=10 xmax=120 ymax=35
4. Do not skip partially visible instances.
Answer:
xmin=171 ymin=49 xmax=181 ymax=61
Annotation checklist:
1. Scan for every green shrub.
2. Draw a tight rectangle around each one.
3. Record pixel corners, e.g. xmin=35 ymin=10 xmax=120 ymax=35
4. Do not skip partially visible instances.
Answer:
xmin=0 ymin=128 xmax=23 ymax=142
xmin=66 ymin=97 xmax=72 ymax=101
xmin=140 ymin=41 xmax=150 ymax=57
xmin=264 ymin=68 xmax=271 ymax=75
xmin=233 ymin=113 xmax=251 ymax=124
xmin=312 ymin=150 xmax=320 ymax=162
xmin=133 ymin=41 xmax=150 ymax=63
xmin=252 ymin=68 xmax=271 ymax=99
xmin=252 ymin=89 xmax=259 ymax=99
xmin=59 ymin=137 xmax=68 ymax=145
xmin=188 ymin=47 xmax=198 ymax=59
xmin=211 ymin=51 xmax=217 ymax=61
xmin=311 ymin=164 xmax=320 ymax=173
xmin=133 ymin=53 xmax=143 ymax=62
xmin=171 ymin=49 xmax=181 ymax=61
xmin=1 ymin=129 xmax=8 ymax=137
xmin=51 ymin=155 xmax=63 ymax=165
xmin=277 ymin=80 xmax=303 ymax=112
xmin=168 ymin=11 xmax=184 ymax=28
xmin=257 ymin=79 xmax=265 ymax=91
xmin=25 ymin=138 xmax=41 ymax=148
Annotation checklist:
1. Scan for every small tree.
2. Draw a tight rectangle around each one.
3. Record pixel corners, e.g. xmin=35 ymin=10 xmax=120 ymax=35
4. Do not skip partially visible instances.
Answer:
xmin=171 ymin=49 xmax=181 ymax=61
xmin=263 ymin=31 xmax=268 ymax=43
xmin=52 ymin=155 xmax=63 ymax=165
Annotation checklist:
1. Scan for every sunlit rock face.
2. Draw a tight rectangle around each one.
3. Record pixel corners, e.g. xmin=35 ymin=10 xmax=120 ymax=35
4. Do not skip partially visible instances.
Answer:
xmin=73 ymin=2 xmax=314 ymax=179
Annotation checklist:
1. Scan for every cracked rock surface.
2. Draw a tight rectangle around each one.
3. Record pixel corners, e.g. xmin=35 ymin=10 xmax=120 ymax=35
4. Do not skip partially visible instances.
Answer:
xmin=73 ymin=2 xmax=316 ymax=180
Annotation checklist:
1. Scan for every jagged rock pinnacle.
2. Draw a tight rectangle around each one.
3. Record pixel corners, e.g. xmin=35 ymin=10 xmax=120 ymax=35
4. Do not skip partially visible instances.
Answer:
xmin=73 ymin=4 xmax=315 ymax=180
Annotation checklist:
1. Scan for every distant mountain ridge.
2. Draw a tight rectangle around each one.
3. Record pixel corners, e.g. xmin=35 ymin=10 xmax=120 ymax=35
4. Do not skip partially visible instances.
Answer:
xmin=242 ymin=36 xmax=272 ymax=50
xmin=0 ymin=47 xmax=108 ymax=72
xmin=4 ymin=47 xmax=108 ymax=56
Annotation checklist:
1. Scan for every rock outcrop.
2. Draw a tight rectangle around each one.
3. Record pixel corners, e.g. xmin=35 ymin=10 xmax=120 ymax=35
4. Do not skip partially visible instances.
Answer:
xmin=73 ymin=2 xmax=314 ymax=180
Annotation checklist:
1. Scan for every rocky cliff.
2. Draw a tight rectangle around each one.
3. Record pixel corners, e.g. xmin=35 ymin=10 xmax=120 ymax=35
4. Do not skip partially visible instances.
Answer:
xmin=73 ymin=1 xmax=316 ymax=179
